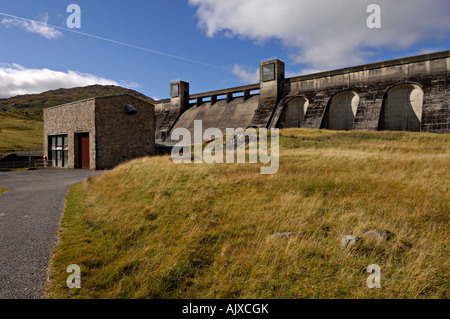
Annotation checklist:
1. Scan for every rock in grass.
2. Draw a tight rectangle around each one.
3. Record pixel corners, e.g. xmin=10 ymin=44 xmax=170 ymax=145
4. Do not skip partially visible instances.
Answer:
xmin=363 ymin=230 xmax=395 ymax=241
xmin=341 ymin=235 xmax=362 ymax=249
xmin=270 ymin=232 xmax=295 ymax=239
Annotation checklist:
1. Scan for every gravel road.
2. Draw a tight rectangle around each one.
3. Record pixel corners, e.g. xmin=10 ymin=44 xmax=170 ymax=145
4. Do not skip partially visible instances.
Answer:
xmin=0 ymin=169 xmax=103 ymax=299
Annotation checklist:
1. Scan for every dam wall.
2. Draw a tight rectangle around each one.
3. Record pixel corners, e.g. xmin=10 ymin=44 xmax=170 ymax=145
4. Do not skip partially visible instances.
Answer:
xmin=155 ymin=50 xmax=450 ymax=141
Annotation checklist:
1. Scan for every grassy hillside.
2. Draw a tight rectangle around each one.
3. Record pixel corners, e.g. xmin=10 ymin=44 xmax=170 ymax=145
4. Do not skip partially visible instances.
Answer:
xmin=47 ymin=129 xmax=449 ymax=299
xmin=0 ymin=111 xmax=43 ymax=153
xmin=0 ymin=85 xmax=154 ymax=115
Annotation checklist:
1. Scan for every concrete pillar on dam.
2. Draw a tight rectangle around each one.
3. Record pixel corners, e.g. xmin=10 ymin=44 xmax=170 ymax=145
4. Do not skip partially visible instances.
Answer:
xmin=156 ymin=81 xmax=190 ymax=140
xmin=249 ymin=59 xmax=285 ymax=128
xmin=260 ymin=59 xmax=285 ymax=100
xmin=170 ymin=81 xmax=190 ymax=114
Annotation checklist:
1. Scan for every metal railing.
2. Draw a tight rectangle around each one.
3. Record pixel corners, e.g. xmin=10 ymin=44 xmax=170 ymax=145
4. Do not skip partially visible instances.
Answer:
xmin=0 ymin=159 xmax=51 ymax=170
xmin=0 ymin=149 xmax=43 ymax=158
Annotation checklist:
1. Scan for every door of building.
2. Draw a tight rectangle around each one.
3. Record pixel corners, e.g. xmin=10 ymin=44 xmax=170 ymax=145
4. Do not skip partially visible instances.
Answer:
xmin=81 ymin=134 xmax=90 ymax=169
xmin=76 ymin=133 xmax=90 ymax=169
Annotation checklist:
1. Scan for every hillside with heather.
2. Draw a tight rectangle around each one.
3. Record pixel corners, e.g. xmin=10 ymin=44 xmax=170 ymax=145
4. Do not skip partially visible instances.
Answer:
xmin=0 ymin=85 xmax=155 ymax=116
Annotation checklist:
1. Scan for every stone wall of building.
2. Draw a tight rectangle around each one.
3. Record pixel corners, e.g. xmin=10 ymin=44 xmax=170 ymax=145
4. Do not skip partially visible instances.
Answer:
xmin=95 ymin=95 xmax=155 ymax=169
xmin=43 ymin=99 xmax=96 ymax=169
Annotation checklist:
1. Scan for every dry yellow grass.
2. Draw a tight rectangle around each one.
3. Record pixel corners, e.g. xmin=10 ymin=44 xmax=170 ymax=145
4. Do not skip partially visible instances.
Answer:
xmin=0 ymin=111 xmax=43 ymax=153
xmin=47 ymin=129 xmax=449 ymax=299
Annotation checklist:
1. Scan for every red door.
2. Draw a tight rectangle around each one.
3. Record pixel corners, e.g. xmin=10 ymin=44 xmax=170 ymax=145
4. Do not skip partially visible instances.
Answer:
xmin=81 ymin=134 xmax=90 ymax=169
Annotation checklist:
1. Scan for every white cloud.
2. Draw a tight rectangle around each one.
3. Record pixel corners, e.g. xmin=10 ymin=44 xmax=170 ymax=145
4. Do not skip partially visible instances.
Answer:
xmin=1 ymin=13 xmax=63 ymax=39
xmin=232 ymin=64 xmax=259 ymax=83
xmin=189 ymin=0 xmax=450 ymax=70
xmin=0 ymin=64 xmax=119 ymax=98
xmin=286 ymin=69 xmax=323 ymax=78
xmin=120 ymin=81 xmax=141 ymax=90
xmin=232 ymin=63 xmax=323 ymax=83
xmin=415 ymin=48 xmax=445 ymax=56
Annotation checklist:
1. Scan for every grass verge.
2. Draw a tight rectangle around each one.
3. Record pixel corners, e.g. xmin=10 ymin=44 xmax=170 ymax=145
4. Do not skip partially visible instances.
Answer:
xmin=0 ymin=111 xmax=43 ymax=153
xmin=47 ymin=129 xmax=449 ymax=299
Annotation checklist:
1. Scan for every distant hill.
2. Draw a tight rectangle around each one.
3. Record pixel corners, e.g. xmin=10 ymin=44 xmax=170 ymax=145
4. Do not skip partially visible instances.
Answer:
xmin=0 ymin=85 xmax=155 ymax=116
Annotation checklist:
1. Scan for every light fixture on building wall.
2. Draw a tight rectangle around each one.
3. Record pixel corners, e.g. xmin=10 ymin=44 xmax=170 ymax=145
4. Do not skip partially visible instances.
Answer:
xmin=123 ymin=104 xmax=137 ymax=115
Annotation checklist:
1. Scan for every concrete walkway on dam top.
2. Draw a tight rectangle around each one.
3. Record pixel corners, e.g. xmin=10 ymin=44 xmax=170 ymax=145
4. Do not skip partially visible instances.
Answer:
xmin=0 ymin=169 xmax=104 ymax=299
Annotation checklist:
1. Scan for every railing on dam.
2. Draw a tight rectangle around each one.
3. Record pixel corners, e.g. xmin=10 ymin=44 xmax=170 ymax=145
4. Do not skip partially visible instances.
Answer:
xmin=154 ymin=83 xmax=261 ymax=105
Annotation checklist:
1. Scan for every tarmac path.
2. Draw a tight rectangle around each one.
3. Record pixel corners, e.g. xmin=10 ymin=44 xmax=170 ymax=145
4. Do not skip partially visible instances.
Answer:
xmin=0 ymin=169 xmax=103 ymax=299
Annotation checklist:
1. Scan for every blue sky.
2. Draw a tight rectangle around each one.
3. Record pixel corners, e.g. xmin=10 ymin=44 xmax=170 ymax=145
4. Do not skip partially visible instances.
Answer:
xmin=0 ymin=0 xmax=449 ymax=100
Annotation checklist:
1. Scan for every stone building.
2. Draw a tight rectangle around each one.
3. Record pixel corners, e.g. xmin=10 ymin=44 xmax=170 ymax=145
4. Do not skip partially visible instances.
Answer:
xmin=43 ymin=94 xmax=155 ymax=170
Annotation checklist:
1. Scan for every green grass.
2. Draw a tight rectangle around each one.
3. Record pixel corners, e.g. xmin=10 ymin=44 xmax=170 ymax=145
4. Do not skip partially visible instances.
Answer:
xmin=0 ymin=187 xmax=10 ymax=195
xmin=0 ymin=111 xmax=43 ymax=153
xmin=46 ymin=129 xmax=449 ymax=299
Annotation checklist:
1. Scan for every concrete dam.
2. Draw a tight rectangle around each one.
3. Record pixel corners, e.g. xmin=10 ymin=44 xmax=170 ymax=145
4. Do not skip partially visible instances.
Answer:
xmin=154 ymin=50 xmax=450 ymax=141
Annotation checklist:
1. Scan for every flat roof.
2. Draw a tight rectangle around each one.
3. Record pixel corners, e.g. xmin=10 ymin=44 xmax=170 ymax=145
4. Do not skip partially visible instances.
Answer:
xmin=155 ymin=142 xmax=176 ymax=149
xmin=43 ymin=94 xmax=154 ymax=111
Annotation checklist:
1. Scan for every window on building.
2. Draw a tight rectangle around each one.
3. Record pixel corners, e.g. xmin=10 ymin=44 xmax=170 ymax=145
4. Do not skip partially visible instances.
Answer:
xmin=161 ymin=131 xmax=169 ymax=140
xmin=171 ymin=84 xmax=179 ymax=98
xmin=50 ymin=135 xmax=68 ymax=167
xmin=262 ymin=63 xmax=275 ymax=82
